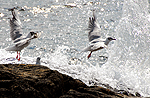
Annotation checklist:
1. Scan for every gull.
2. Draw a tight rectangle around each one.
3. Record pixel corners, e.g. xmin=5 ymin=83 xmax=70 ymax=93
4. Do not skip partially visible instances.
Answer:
xmin=6 ymin=8 xmax=41 ymax=61
xmin=36 ymin=57 xmax=41 ymax=65
xmin=82 ymin=10 xmax=116 ymax=59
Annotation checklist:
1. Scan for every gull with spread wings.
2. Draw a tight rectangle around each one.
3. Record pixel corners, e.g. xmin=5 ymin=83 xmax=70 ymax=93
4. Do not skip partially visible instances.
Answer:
xmin=83 ymin=11 xmax=116 ymax=59
xmin=6 ymin=8 xmax=41 ymax=61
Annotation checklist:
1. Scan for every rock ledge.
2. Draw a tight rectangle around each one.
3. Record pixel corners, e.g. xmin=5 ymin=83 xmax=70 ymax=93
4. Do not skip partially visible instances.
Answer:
xmin=0 ymin=64 xmax=140 ymax=98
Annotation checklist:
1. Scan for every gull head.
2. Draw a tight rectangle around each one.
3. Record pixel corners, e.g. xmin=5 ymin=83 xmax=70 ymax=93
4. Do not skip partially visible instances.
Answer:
xmin=105 ymin=37 xmax=116 ymax=45
xmin=30 ymin=31 xmax=42 ymax=38
xmin=107 ymin=37 xmax=116 ymax=41
xmin=30 ymin=31 xmax=37 ymax=38
xmin=36 ymin=57 xmax=41 ymax=65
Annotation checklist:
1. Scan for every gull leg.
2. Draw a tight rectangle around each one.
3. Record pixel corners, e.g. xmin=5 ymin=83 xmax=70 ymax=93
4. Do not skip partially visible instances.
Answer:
xmin=16 ymin=51 xmax=18 ymax=59
xmin=18 ymin=52 xmax=20 ymax=61
xmin=88 ymin=51 xmax=92 ymax=59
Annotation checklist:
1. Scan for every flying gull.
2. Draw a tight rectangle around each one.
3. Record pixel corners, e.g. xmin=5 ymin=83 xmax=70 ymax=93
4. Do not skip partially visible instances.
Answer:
xmin=6 ymin=8 xmax=41 ymax=61
xmin=82 ymin=10 xmax=116 ymax=59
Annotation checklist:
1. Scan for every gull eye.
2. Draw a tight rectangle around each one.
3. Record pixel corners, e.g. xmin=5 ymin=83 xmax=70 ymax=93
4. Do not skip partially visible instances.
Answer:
xmin=30 ymin=32 xmax=35 ymax=36
xmin=108 ymin=37 xmax=112 ymax=40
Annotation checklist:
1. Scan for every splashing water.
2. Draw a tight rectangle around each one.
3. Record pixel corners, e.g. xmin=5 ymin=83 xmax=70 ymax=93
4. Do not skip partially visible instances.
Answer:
xmin=104 ymin=0 xmax=150 ymax=96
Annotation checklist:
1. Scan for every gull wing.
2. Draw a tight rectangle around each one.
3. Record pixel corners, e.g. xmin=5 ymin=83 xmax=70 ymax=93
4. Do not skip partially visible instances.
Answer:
xmin=90 ymin=42 xmax=107 ymax=51
xmin=82 ymin=42 xmax=106 ymax=52
xmin=87 ymin=11 xmax=101 ymax=42
xmin=82 ymin=45 xmax=93 ymax=52
xmin=15 ymin=38 xmax=31 ymax=47
xmin=9 ymin=9 xmax=23 ymax=42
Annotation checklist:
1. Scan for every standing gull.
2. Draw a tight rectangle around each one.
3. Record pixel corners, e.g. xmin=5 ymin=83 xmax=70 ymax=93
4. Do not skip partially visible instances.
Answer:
xmin=6 ymin=8 xmax=41 ymax=61
xmin=36 ymin=57 xmax=41 ymax=65
xmin=83 ymin=11 xmax=116 ymax=59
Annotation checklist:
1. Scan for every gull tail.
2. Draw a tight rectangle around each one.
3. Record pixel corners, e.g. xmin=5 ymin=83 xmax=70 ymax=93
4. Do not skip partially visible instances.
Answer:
xmin=82 ymin=46 xmax=92 ymax=52
xmin=5 ymin=46 xmax=17 ymax=51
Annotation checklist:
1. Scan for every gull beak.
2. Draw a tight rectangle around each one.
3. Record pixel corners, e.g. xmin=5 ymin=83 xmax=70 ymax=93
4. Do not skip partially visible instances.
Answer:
xmin=34 ymin=31 xmax=43 ymax=38
xmin=112 ymin=38 xmax=116 ymax=40
xmin=34 ymin=33 xmax=38 ymax=38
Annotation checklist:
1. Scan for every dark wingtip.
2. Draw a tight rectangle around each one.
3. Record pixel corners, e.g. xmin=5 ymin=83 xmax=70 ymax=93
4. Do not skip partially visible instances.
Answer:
xmin=91 ymin=9 xmax=95 ymax=14
xmin=9 ymin=7 xmax=17 ymax=19
xmin=89 ymin=9 xmax=96 ymax=22
xmin=91 ymin=9 xmax=95 ymax=12
xmin=88 ymin=9 xmax=96 ymax=21
xmin=8 ymin=7 xmax=16 ymax=11
xmin=92 ymin=10 xmax=96 ymax=20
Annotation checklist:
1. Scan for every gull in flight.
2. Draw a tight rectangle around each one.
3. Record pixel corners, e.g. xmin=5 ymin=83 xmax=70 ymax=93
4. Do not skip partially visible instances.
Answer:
xmin=6 ymin=8 xmax=41 ymax=61
xmin=83 ymin=10 xmax=116 ymax=59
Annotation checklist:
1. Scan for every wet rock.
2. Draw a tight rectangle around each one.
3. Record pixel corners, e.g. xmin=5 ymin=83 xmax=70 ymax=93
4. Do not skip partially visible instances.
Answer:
xmin=60 ymin=86 xmax=131 ymax=98
xmin=0 ymin=64 xmax=141 ymax=98
xmin=135 ymin=92 xmax=141 ymax=97
xmin=64 ymin=3 xmax=77 ymax=8
xmin=19 ymin=7 xmax=26 ymax=11
xmin=84 ymin=1 xmax=94 ymax=5
xmin=0 ymin=64 xmax=86 ymax=98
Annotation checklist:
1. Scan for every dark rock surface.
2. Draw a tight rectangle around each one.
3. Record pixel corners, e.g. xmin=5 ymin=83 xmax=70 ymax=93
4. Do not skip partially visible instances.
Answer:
xmin=0 ymin=64 xmax=141 ymax=98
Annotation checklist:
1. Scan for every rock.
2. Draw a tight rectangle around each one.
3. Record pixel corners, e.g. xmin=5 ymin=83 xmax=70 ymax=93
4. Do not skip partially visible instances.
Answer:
xmin=0 ymin=64 xmax=141 ymax=98
xmin=60 ymin=86 xmax=134 ymax=98
xmin=64 ymin=3 xmax=77 ymax=8
xmin=0 ymin=64 xmax=86 ymax=98
xmin=135 ymin=92 xmax=141 ymax=97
